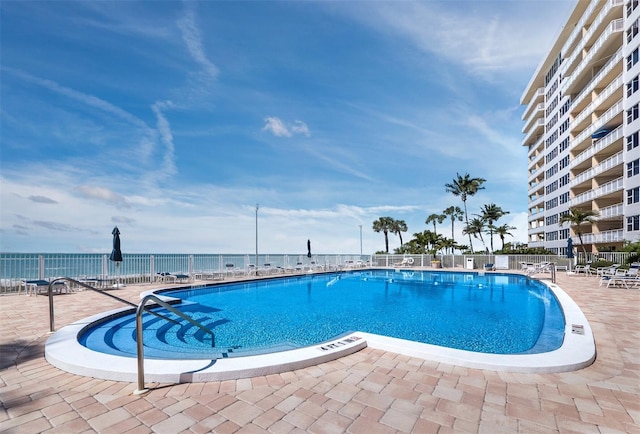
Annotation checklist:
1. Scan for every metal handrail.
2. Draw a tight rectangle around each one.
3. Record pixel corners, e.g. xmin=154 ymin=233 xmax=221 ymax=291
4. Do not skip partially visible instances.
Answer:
xmin=47 ymin=277 xmax=215 ymax=394
xmin=47 ymin=277 xmax=180 ymax=332
xmin=135 ymin=294 xmax=215 ymax=394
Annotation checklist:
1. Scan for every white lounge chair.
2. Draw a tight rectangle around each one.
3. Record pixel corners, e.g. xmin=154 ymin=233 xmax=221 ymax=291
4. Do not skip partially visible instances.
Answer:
xmin=574 ymin=263 xmax=592 ymax=275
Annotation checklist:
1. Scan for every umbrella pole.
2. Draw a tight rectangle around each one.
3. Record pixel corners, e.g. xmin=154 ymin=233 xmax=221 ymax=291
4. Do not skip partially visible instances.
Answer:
xmin=116 ymin=262 xmax=121 ymax=288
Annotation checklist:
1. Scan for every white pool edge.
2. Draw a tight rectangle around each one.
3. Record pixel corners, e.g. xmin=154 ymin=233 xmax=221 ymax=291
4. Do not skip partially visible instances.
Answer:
xmin=45 ymin=278 xmax=596 ymax=382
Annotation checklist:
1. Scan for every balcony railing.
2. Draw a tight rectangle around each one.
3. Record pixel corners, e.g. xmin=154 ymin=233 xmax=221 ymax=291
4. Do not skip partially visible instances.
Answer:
xmin=598 ymin=202 xmax=624 ymax=219
xmin=570 ymin=124 xmax=623 ymax=168
xmin=571 ymin=73 xmax=622 ymax=128
xmin=562 ymin=19 xmax=624 ymax=94
xmin=570 ymin=150 xmax=624 ymax=187
xmin=572 ymin=99 xmax=623 ymax=146
xmin=582 ymin=229 xmax=624 ymax=243
xmin=569 ymin=176 xmax=624 ymax=206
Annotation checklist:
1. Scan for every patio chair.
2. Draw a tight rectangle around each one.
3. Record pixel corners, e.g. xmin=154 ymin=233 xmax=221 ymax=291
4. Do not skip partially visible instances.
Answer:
xmin=21 ymin=279 xmax=69 ymax=296
xmin=574 ymin=263 xmax=592 ymax=275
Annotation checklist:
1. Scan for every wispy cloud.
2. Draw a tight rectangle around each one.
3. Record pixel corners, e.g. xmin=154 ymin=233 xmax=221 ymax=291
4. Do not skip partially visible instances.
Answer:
xmin=28 ymin=195 xmax=58 ymax=204
xmin=263 ymin=117 xmax=311 ymax=138
xmin=151 ymin=101 xmax=177 ymax=178
xmin=76 ymin=185 xmax=130 ymax=209
xmin=177 ymin=1 xmax=218 ymax=80
xmin=2 ymin=67 xmax=150 ymax=130
xmin=32 ymin=220 xmax=83 ymax=232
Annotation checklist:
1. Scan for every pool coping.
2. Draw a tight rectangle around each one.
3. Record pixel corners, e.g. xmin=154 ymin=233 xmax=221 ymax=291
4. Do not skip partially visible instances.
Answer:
xmin=44 ymin=275 xmax=596 ymax=383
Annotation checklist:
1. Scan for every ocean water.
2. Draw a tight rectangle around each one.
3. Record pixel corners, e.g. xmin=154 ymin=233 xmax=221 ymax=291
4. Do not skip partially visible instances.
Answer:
xmin=0 ymin=252 xmax=360 ymax=282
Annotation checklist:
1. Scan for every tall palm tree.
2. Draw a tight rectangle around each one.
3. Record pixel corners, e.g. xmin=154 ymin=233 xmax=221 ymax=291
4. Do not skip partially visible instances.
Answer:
xmin=463 ymin=217 xmax=487 ymax=253
xmin=390 ymin=219 xmax=408 ymax=247
xmin=559 ymin=208 xmax=599 ymax=257
xmin=495 ymin=224 xmax=516 ymax=251
xmin=372 ymin=216 xmax=395 ymax=253
xmin=480 ymin=203 xmax=509 ymax=253
xmin=425 ymin=213 xmax=446 ymax=236
xmin=442 ymin=206 xmax=464 ymax=245
xmin=445 ymin=173 xmax=486 ymax=252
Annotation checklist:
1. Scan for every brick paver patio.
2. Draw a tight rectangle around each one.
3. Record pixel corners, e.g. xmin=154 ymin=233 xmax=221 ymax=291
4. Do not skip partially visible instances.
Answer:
xmin=1 ymin=271 xmax=638 ymax=433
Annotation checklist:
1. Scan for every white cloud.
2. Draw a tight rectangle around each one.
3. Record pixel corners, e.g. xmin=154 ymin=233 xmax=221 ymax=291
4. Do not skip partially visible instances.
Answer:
xmin=263 ymin=116 xmax=291 ymax=137
xmin=262 ymin=117 xmax=311 ymax=138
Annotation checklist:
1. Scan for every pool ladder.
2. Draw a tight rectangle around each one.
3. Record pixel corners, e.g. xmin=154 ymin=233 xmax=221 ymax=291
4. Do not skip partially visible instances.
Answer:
xmin=47 ymin=277 xmax=215 ymax=394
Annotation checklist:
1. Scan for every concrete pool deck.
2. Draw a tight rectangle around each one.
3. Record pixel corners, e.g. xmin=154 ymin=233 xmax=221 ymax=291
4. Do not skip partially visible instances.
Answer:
xmin=1 ymin=270 xmax=639 ymax=433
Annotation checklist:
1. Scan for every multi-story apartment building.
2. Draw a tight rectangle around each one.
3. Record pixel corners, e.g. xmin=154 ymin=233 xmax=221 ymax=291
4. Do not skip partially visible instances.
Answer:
xmin=521 ymin=0 xmax=640 ymax=255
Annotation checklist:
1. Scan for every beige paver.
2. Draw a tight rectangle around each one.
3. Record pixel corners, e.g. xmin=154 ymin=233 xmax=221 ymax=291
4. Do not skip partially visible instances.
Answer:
xmin=0 ymin=271 xmax=639 ymax=433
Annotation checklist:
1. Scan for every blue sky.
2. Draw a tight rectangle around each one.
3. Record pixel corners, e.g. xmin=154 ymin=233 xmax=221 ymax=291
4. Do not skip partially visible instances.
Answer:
xmin=0 ymin=0 xmax=576 ymax=254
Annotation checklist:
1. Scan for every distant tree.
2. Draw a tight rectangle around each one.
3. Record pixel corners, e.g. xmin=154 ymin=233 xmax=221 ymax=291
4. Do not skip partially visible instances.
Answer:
xmin=372 ymin=217 xmax=395 ymax=253
xmin=425 ymin=213 xmax=446 ymax=236
xmin=442 ymin=206 xmax=464 ymax=246
xmin=464 ymin=217 xmax=487 ymax=253
xmin=559 ymin=208 xmax=599 ymax=257
xmin=495 ymin=224 xmax=516 ymax=251
xmin=390 ymin=219 xmax=408 ymax=247
xmin=445 ymin=173 xmax=486 ymax=252
xmin=480 ymin=203 xmax=509 ymax=253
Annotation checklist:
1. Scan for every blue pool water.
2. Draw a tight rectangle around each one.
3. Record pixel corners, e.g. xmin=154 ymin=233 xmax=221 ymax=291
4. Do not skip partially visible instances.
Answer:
xmin=79 ymin=270 xmax=565 ymax=359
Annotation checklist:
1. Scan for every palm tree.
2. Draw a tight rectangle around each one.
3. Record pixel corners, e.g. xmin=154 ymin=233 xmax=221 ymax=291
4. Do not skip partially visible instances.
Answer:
xmin=425 ymin=213 xmax=446 ymax=236
xmin=559 ymin=208 xmax=599 ymax=257
xmin=445 ymin=173 xmax=486 ymax=252
xmin=390 ymin=219 xmax=408 ymax=247
xmin=463 ymin=217 xmax=487 ymax=253
xmin=495 ymin=224 xmax=516 ymax=251
xmin=480 ymin=203 xmax=509 ymax=253
xmin=442 ymin=206 xmax=464 ymax=245
xmin=372 ymin=217 xmax=395 ymax=253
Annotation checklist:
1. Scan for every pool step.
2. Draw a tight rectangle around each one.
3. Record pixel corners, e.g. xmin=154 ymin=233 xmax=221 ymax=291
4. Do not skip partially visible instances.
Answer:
xmin=79 ymin=303 xmax=302 ymax=360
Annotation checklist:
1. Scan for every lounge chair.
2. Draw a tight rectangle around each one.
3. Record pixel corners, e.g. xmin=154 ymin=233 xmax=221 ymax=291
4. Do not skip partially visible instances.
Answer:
xmin=574 ymin=263 xmax=592 ymax=275
xmin=224 ymin=263 xmax=243 ymax=277
xmin=595 ymin=264 xmax=620 ymax=276
xmin=484 ymin=263 xmax=495 ymax=271
xmin=21 ymin=279 xmax=69 ymax=296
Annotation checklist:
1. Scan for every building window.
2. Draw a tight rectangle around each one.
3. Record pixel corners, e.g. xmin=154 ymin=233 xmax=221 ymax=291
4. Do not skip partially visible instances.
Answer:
xmin=627 ymin=48 xmax=639 ymax=70
xmin=559 ymin=192 xmax=570 ymax=204
xmin=628 ymin=131 xmax=640 ymax=150
xmin=628 ymin=0 xmax=639 ymax=16
xmin=628 ymin=104 xmax=639 ymax=124
xmin=628 ymin=19 xmax=639 ymax=43
xmin=628 ymin=215 xmax=640 ymax=231
xmin=628 ymin=187 xmax=640 ymax=204
xmin=628 ymin=159 xmax=640 ymax=177
xmin=628 ymin=75 xmax=640 ymax=97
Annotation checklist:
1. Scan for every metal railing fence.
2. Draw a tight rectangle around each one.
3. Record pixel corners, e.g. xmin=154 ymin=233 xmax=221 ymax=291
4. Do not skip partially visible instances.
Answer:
xmin=3 ymin=251 xmax=634 ymax=295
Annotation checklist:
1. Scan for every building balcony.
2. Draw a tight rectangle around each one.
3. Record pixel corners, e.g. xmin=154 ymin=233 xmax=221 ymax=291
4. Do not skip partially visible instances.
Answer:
xmin=571 ymin=98 xmax=623 ymax=148
xmin=568 ymin=47 xmax=622 ymax=114
xmin=569 ymin=176 xmax=624 ymax=206
xmin=570 ymin=124 xmax=623 ymax=168
xmin=598 ymin=202 xmax=624 ymax=219
xmin=569 ymin=151 xmax=624 ymax=187
xmin=571 ymin=74 xmax=622 ymax=131
xmin=562 ymin=18 xmax=624 ymax=95
xmin=581 ymin=229 xmax=624 ymax=244
xmin=522 ymin=101 xmax=544 ymax=123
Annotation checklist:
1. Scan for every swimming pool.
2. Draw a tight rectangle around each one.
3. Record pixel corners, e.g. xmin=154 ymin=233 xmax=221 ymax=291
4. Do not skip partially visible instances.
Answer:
xmin=79 ymin=270 xmax=563 ymax=359
xmin=45 ymin=269 xmax=596 ymax=381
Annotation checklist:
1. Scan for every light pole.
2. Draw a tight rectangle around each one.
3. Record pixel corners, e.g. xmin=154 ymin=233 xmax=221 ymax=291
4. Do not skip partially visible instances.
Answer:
xmin=255 ymin=204 xmax=259 ymax=269
xmin=359 ymin=224 xmax=362 ymax=256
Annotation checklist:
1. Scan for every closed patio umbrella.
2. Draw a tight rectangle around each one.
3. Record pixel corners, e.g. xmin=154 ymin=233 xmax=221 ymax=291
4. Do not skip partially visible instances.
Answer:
xmin=567 ymin=237 xmax=574 ymax=258
xmin=110 ymin=226 xmax=123 ymax=288
xmin=307 ymin=239 xmax=312 ymax=258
